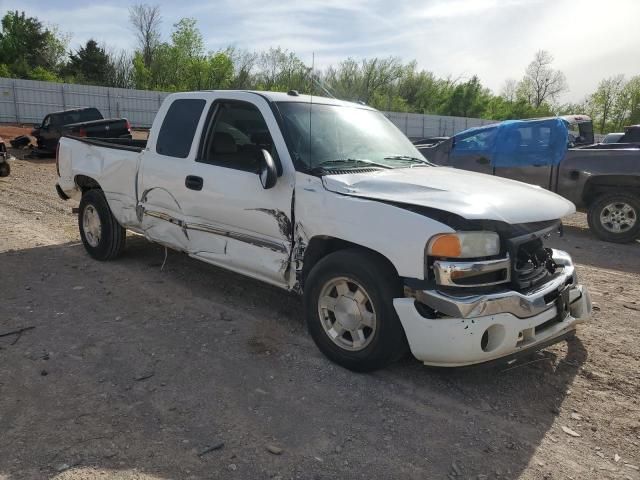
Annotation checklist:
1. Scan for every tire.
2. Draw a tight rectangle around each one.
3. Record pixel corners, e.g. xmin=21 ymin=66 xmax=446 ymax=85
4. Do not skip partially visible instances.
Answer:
xmin=78 ymin=189 xmax=126 ymax=260
xmin=0 ymin=161 xmax=9 ymax=177
xmin=304 ymin=249 xmax=408 ymax=372
xmin=587 ymin=191 xmax=640 ymax=243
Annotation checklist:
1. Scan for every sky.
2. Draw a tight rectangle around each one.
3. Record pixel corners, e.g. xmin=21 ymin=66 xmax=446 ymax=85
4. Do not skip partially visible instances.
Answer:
xmin=2 ymin=0 xmax=639 ymax=102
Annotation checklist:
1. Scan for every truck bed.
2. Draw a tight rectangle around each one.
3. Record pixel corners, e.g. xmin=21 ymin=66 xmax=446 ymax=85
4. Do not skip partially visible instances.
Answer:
xmin=57 ymin=136 xmax=143 ymax=227
xmin=63 ymin=136 xmax=147 ymax=152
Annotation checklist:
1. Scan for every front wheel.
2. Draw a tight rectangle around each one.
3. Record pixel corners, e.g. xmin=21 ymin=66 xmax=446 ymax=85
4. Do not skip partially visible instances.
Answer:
xmin=587 ymin=192 xmax=640 ymax=243
xmin=79 ymin=189 xmax=126 ymax=260
xmin=304 ymin=249 xmax=407 ymax=372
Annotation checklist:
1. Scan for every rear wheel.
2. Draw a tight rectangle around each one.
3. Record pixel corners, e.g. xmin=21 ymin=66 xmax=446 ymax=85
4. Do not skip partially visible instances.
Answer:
xmin=587 ymin=192 xmax=640 ymax=243
xmin=304 ymin=249 xmax=407 ymax=372
xmin=79 ymin=189 xmax=126 ymax=260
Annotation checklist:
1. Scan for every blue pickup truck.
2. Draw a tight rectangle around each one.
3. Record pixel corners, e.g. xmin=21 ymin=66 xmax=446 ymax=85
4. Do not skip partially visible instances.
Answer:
xmin=416 ymin=116 xmax=640 ymax=243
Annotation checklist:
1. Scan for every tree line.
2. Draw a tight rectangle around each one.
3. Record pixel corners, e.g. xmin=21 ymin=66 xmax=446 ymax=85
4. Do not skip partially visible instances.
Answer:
xmin=0 ymin=7 xmax=638 ymax=133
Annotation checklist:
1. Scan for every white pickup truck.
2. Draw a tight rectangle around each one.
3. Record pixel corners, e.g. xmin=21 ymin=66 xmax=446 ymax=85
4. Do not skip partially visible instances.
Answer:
xmin=56 ymin=90 xmax=592 ymax=371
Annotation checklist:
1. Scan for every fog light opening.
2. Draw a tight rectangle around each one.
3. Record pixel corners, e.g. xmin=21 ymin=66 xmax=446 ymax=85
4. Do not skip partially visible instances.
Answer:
xmin=481 ymin=324 xmax=506 ymax=353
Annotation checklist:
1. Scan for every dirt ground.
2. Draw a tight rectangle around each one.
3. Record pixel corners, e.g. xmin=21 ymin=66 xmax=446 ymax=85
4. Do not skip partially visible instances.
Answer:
xmin=0 ymin=133 xmax=639 ymax=480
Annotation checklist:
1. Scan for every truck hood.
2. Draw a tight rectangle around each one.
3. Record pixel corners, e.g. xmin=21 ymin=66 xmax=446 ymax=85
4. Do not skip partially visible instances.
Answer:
xmin=321 ymin=167 xmax=575 ymax=224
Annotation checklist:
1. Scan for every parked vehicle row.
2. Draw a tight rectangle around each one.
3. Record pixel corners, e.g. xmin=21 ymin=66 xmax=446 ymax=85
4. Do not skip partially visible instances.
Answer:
xmin=416 ymin=116 xmax=640 ymax=243
xmin=56 ymin=90 xmax=591 ymax=371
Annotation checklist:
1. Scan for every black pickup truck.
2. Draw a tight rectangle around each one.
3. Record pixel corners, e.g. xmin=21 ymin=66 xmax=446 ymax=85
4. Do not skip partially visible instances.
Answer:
xmin=31 ymin=107 xmax=131 ymax=153
xmin=603 ymin=124 xmax=640 ymax=146
xmin=417 ymin=116 xmax=640 ymax=243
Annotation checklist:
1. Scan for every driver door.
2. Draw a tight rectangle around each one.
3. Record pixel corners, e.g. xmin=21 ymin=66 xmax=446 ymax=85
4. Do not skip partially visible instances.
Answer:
xmin=182 ymin=95 xmax=295 ymax=288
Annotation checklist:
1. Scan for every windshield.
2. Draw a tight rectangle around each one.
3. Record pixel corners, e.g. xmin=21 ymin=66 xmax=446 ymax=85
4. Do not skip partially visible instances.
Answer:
xmin=275 ymin=102 xmax=429 ymax=172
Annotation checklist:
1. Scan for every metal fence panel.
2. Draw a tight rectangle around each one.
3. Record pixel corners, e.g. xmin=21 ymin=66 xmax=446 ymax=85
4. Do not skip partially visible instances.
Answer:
xmin=0 ymin=78 xmax=170 ymax=127
xmin=1 ymin=77 xmax=494 ymax=135
xmin=382 ymin=111 xmax=494 ymax=139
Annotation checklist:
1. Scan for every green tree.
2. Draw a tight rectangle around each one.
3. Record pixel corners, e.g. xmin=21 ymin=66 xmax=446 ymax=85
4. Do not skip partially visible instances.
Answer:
xmin=0 ymin=10 xmax=67 ymax=78
xmin=396 ymin=63 xmax=444 ymax=113
xmin=255 ymin=47 xmax=308 ymax=92
xmin=439 ymin=76 xmax=490 ymax=117
xmin=65 ymin=40 xmax=111 ymax=85
xmin=132 ymin=18 xmax=235 ymax=92
xmin=588 ymin=75 xmax=626 ymax=132
xmin=622 ymin=76 xmax=640 ymax=125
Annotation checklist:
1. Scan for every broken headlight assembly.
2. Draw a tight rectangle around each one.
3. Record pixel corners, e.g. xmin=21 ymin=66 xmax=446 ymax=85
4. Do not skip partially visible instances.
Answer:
xmin=428 ymin=231 xmax=500 ymax=258
xmin=426 ymin=231 xmax=511 ymax=288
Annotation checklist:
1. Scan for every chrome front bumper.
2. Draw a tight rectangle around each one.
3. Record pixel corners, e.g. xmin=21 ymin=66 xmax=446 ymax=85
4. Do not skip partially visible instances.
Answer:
xmin=395 ymin=249 xmax=591 ymax=367
xmin=419 ymin=249 xmax=578 ymax=319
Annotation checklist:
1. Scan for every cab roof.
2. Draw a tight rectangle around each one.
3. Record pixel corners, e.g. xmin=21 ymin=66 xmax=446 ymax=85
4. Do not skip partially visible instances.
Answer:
xmin=195 ymin=90 xmax=376 ymax=110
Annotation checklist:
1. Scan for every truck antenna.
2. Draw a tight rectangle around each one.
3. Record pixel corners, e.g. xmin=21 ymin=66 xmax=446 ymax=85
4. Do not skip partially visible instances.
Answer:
xmin=309 ymin=52 xmax=314 ymax=169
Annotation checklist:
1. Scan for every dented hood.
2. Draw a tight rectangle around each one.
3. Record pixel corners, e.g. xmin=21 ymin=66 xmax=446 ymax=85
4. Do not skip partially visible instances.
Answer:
xmin=321 ymin=167 xmax=575 ymax=224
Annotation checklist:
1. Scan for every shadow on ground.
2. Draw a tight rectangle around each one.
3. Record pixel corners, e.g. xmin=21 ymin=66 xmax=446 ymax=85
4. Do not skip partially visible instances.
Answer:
xmin=548 ymin=224 xmax=640 ymax=275
xmin=0 ymin=238 xmax=585 ymax=479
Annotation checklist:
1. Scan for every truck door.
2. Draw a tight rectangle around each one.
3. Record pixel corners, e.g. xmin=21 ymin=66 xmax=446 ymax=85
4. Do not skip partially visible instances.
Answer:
xmin=39 ymin=114 xmax=58 ymax=150
xmin=183 ymin=95 xmax=294 ymax=288
xmin=493 ymin=125 xmax=554 ymax=189
xmin=448 ymin=128 xmax=495 ymax=175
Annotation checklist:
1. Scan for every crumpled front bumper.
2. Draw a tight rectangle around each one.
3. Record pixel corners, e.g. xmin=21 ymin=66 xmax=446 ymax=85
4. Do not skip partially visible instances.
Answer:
xmin=394 ymin=249 xmax=591 ymax=367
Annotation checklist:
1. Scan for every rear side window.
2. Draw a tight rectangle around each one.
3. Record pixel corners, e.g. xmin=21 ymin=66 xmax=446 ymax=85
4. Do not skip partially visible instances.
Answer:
xmin=156 ymin=99 xmax=206 ymax=158
xmin=60 ymin=109 xmax=102 ymax=125
xmin=78 ymin=108 xmax=102 ymax=122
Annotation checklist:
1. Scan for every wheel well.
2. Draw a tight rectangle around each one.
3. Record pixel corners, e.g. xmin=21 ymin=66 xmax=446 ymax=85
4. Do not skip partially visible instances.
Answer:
xmin=299 ymin=236 xmax=399 ymax=290
xmin=75 ymin=174 xmax=102 ymax=192
xmin=583 ymin=175 xmax=640 ymax=206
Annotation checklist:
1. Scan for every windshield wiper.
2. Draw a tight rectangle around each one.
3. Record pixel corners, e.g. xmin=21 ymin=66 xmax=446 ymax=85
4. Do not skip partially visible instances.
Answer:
xmin=314 ymin=158 xmax=393 ymax=170
xmin=383 ymin=155 xmax=435 ymax=166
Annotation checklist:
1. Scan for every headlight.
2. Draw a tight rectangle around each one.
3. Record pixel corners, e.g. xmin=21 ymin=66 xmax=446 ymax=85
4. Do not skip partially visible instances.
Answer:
xmin=428 ymin=231 xmax=500 ymax=258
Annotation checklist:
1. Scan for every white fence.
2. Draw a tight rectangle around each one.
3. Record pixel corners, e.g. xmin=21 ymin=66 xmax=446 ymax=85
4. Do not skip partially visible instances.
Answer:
xmin=383 ymin=111 xmax=494 ymax=138
xmin=0 ymin=78 xmax=169 ymax=128
xmin=0 ymin=77 xmax=494 ymax=136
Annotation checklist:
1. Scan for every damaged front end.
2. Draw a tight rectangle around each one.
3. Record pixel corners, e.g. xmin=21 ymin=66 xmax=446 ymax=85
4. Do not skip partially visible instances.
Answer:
xmin=396 ymin=220 xmax=592 ymax=367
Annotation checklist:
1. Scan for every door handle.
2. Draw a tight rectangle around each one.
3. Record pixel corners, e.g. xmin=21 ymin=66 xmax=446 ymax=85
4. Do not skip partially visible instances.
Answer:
xmin=185 ymin=175 xmax=203 ymax=191
xmin=476 ymin=156 xmax=490 ymax=165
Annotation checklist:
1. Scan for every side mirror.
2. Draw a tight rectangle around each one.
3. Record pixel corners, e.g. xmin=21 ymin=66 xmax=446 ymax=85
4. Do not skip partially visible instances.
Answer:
xmin=258 ymin=149 xmax=277 ymax=189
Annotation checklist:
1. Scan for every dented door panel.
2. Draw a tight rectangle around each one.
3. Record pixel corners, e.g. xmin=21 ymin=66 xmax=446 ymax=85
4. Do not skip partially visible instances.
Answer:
xmin=137 ymin=92 xmax=295 ymax=286
xmin=184 ymin=151 xmax=294 ymax=287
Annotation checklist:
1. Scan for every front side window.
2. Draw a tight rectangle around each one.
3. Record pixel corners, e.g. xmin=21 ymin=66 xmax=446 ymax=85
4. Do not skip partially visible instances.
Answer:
xmin=200 ymin=101 xmax=278 ymax=172
xmin=454 ymin=128 xmax=497 ymax=153
xmin=156 ymin=99 xmax=206 ymax=158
